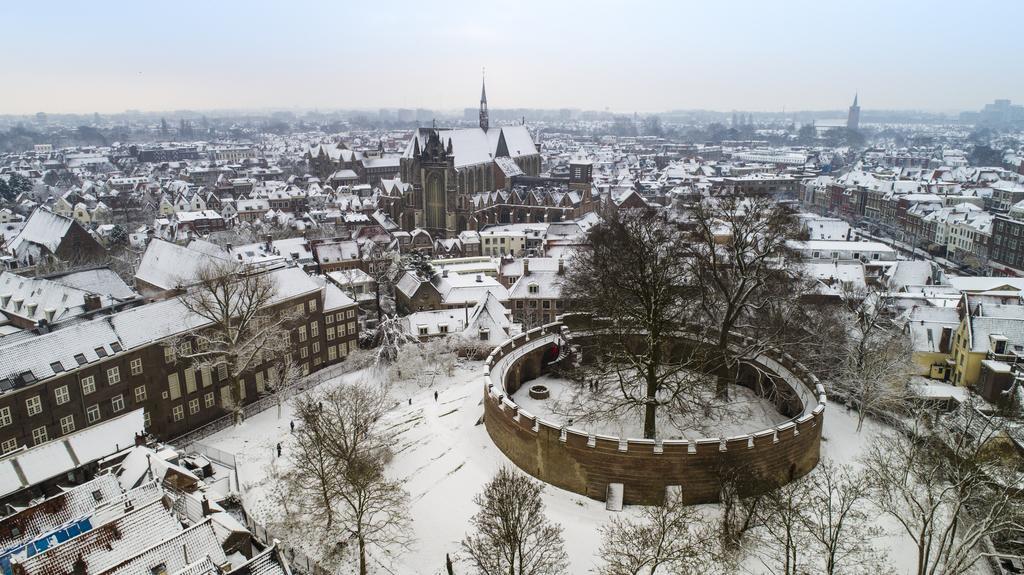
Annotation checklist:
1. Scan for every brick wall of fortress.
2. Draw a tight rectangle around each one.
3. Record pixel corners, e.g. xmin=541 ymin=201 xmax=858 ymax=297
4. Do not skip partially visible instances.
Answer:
xmin=482 ymin=319 xmax=826 ymax=505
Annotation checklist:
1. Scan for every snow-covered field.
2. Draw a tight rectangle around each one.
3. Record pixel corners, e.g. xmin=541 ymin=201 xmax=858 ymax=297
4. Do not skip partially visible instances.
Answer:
xmin=202 ymin=357 xmax=987 ymax=575
xmin=512 ymin=372 xmax=789 ymax=439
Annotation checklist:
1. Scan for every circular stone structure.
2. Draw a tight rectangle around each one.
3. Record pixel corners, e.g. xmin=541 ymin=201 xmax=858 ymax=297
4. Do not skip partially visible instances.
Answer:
xmin=482 ymin=314 xmax=827 ymax=506
xmin=528 ymin=384 xmax=550 ymax=400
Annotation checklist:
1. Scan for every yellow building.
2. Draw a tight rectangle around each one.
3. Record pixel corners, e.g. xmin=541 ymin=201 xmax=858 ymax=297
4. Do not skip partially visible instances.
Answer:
xmin=905 ymin=305 xmax=959 ymax=379
xmin=949 ymin=293 xmax=1024 ymax=387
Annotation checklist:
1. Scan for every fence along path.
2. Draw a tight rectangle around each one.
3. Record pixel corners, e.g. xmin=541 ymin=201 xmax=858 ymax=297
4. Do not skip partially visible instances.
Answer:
xmin=169 ymin=357 xmax=367 ymax=449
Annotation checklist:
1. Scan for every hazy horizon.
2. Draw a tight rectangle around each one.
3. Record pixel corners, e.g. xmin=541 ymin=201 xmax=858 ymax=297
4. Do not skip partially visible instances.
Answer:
xmin=4 ymin=0 xmax=1022 ymax=116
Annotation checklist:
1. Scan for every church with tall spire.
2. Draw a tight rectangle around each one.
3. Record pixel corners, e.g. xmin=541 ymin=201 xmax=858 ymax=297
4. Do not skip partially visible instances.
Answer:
xmin=386 ymin=73 xmax=542 ymax=238
xmin=847 ymin=93 xmax=861 ymax=131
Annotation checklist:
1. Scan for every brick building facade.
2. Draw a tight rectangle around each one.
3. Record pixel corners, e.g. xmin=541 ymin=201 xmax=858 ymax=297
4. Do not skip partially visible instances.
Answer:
xmin=0 ymin=267 xmax=359 ymax=452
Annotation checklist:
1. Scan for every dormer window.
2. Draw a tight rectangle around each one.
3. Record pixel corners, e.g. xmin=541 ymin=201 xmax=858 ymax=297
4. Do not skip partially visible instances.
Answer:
xmin=991 ymin=334 xmax=1008 ymax=355
xmin=528 ymin=284 xmax=539 ymax=295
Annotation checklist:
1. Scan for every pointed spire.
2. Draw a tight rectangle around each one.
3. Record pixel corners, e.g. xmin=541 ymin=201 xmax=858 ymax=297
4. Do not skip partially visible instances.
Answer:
xmin=481 ymin=67 xmax=487 ymax=104
xmin=479 ymin=67 xmax=489 ymax=132
xmin=853 ymin=93 xmax=859 ymax=107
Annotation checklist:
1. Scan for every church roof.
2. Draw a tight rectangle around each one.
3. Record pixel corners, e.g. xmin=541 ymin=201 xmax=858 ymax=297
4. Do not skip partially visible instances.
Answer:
xmin=402 ymin=126 xmax=537 ymax=169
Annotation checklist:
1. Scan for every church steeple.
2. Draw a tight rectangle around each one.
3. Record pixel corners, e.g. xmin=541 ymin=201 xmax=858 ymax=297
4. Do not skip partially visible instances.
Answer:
xmin=479 ymin=69 xmax=489 ymax=132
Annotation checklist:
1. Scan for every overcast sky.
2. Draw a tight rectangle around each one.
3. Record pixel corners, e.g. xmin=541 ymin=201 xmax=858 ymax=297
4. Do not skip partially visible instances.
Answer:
xmin=3 ymin=0 xmax=1021 ymax=115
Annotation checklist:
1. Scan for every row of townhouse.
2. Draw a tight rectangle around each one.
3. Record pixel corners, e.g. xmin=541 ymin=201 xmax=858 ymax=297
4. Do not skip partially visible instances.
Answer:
xmin=803 ymin=171 xmax=1008 ymax=265
xmin=0 ymin=265 xmax=359 ymax=453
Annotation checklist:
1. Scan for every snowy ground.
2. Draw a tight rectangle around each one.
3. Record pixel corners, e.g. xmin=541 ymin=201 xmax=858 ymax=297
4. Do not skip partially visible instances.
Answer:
xmin=202 ymin=357 xmax=988 ymax=575
xmin=512 ymin=372 xmax=789 ymax=440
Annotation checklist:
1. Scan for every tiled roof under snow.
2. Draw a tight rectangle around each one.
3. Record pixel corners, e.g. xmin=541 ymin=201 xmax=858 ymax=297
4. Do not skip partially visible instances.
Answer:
xmin=11 ymin=499 xmax=180 ymax=575
xmin=0 ymin=474 xmax=122 ymax=552
xmin=7 ymin=208 xmax=75 ymax=255
xmin=99 ymin=519 xmax=226 ymax=575
xmin=0 ymin=410 xmax=144 ymax=499
xmin=0 ymin=267 xmax=319 ymax=389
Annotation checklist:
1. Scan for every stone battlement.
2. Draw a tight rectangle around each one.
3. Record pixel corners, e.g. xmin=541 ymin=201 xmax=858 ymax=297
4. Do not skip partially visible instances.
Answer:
xmin=482 ymin=318 xmax=826 ymax=505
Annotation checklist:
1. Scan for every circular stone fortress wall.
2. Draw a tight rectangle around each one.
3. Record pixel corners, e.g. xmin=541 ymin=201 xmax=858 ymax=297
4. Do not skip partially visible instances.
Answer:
xmin=482 ymin=315 xmax=827 ymax=506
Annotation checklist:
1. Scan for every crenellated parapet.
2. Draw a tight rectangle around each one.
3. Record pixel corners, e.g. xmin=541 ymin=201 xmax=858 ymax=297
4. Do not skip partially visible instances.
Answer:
xmin=481 ymin=317 xmax=826 ymax=505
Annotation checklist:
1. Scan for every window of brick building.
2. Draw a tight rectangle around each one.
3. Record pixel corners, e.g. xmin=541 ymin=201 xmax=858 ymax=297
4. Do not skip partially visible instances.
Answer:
xmin=31 ymin=426 xmax=47 ymax=445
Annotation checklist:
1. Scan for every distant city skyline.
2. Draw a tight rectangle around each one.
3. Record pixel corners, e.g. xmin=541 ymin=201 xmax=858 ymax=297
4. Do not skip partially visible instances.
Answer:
xmin=3 ymin=0 xmax=1022 ymax=115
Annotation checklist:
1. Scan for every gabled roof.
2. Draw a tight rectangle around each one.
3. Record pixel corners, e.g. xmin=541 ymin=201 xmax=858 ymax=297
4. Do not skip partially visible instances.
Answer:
xmin=0 ymin=474 xmax=122 ymax=552
xmin=402 ymin=126 xmax=537 ymax=169
xmin=99 ymin=519 xmax=226 ymax=575
xmin=0 ymin=271 xmax=115 ymax=324
xmin=11 ymin=498 xmax=180 ymax=575
xmin=135 ymin=239 xmax=229 ymax=292
xmin=0 ymin=410 xmax=144 ymax=499
xmin=7 ymin=208 xmax=75 ymax=255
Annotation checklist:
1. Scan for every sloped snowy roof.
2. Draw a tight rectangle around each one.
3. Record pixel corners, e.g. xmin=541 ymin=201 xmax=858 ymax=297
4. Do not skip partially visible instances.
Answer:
xmin=46 ymin=268 xmax=137 ymax=301
xmin=135 ymin=239 xmax=230 ymax=292
xmin=0 ymin=410 xmax=144 ymax=499
xmin=403 ymin=126 xmax=537 ymax=169
xmin=0 ymin=474 xmax=122 ymax=552
xmin=11 ymin=498 xmax=181 ymax=575
xmin=7 ymin=208 xmax=75 ymax=255
xmin=0 ymin=268 xmax=318 ymax=386
xmin=0 ymin=271 xmax=116 ymax=324
xmin=101 ymin=519 xmax=226 ymax=575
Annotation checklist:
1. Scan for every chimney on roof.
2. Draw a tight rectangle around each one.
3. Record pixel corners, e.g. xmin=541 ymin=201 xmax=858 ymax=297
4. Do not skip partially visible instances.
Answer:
xmin=476 ymin=274 xmax=483 ymax=283
xmin=557 ymin=258 xmax=564 ymax=275
xmin=442 ymin=269 xmax=448 ymax=278
xmin=84 ymin=293 xmax=102 ymax=312
xmin=522 ymin=259 xmax=530 ymax=276
xmin=201 ymin=495 xmax=212 ymax=516
xmin=226 ymin=242 xmax=232 ymax=252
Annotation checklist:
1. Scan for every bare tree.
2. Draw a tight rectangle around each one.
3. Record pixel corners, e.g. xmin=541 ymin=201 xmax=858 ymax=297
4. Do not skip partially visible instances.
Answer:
xmin=800 ymin=461 xmax=891 ymax=575
xmin=864 ymin=399 xmax=1024 ymax=575
xmin=282 ymin=391 xmax=344 ymax=528
xmin=750 ymin=476 xmax=809 ymax=575
xmin=562 ymin=207 xmax=699 ymax=439
xmin=830 ymin=285 xmax=914 ymax=431
xmin=683 ymin=195 xmax=803 ymax=399
xmin=284 ymin=383 xmax=411 ymax=575
xmin=717 ymin=462 xmax=764 ymax=550
xmin=173 ymin=259 xmax=297 ymax=422
xmin=597 ymin=491 xmax=725 ymax=575
xmin=461 ymin=466 xmax=568 ymax=575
